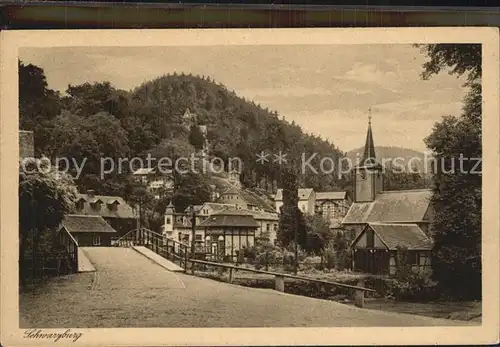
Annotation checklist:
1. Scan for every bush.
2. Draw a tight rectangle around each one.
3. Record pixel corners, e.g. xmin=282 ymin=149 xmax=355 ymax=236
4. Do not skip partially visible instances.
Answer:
xmin=322 ymin=246 xmax=336 ymax=269
xmin=386 ymin=269 xmax=438 ymax=301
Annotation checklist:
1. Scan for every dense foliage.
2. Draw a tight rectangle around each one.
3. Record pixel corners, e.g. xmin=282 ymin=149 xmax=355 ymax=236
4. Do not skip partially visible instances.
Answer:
xmin=19 ymin=159 xmax=78 ymax=284
xmin=19 ymin=62 xmax=348 ymax=219
xmin=418 ymin=44 xmax=482 ymax=299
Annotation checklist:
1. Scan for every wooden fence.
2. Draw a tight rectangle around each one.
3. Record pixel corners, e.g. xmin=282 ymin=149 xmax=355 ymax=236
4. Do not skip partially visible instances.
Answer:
xmin=188 ymin=259 xmax=375 ymax=308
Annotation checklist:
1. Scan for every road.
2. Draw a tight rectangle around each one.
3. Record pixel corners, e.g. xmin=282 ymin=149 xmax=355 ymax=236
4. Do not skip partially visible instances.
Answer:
xmin=20 ymin=247 xmax=472 ymax=328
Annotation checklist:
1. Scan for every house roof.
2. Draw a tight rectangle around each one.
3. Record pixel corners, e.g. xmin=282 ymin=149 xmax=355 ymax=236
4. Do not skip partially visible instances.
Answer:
xmin=19 ymin=130 xmax=35 ymax=159
xmin=237 ymin=208 xmax=279 ymax=221
xmin=220 ymin=187 xmax=275 ymax=212
xmin=132 ymin=167 xmax=155 ymax=175
xmin=315 ymin=191 xmax=347 ymax=201
xmin=62 ymin=215 xmax=117 ymax=233
xmin=275 ymin=188 xmax=314 ymax=201
xmin=239 ymin=189 xmax=275 ymax=212
xmin=199 ymin=210 xmax=260 ymax=228
xmin=362 ymin=222 xmax=433 ymax=250
xmin=342 ymin=189 xmax=432 ymax=224
xmin=74 ymin=193 xmax=136 ymax=219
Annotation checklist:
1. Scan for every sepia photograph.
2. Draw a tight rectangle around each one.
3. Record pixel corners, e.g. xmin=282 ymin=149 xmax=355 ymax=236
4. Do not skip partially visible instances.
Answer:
xmin=1 ymin=28 xmax=499 ymax=346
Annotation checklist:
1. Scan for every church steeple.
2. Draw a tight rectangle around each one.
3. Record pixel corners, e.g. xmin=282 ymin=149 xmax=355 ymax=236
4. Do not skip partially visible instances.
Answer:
xmin=353 ymin=109 xmax=383 ymax=203
xmin=362 ymin=108 xmax=377 ymax=166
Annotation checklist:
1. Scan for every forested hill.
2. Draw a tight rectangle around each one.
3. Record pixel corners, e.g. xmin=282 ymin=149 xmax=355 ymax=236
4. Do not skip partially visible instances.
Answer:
xmin=346 ymin=146 xmax=429 ymax=172
xmin=131 ymin=74 xmax=348 ymax=191
xmin=19 ymin=64 xmax=348 ymax=200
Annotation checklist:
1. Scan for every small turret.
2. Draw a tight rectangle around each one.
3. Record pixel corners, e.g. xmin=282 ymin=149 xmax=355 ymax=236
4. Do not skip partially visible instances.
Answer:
xmin=164 ymin=201 xmax=176 ymax=235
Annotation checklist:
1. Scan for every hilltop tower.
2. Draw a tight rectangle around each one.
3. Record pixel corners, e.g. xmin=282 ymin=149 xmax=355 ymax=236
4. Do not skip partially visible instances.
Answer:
xmin=353 ymin=112 xmax=383 ymax=203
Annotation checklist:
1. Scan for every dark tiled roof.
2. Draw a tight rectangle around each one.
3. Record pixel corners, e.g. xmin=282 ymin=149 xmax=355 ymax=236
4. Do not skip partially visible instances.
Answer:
xmin=62 ymin=215 xmax=117 ymax=233
xmin=240 ymin=189 xmax=275 ymax=212
xmin=316 ymin=191 xmax=347 ymax=201
xmin=367 ymin=223 xmax=432 ymax=250
xmin=275 ymin=188 xmax=313 ymax=201
xmin=199 ymin=210 xmax=260 ymax=228
xmin=74 ymin=193 xmax=136 ymax=219
xmin=19 ymin=130 xmax=34 ymax=159
xmin=342 ymin=189 xmax=432 ymax=224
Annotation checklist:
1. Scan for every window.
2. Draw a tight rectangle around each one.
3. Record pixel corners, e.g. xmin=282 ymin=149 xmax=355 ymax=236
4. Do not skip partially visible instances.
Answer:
xmin=406 ymin=252 xmax=419 ymax=265
xmin=274 ymin=224 xmax=278 ymax=231
xmin=266 ymin=224 xmax=270 ymax=232
xmin=166 ymin=217 xmax=171 ymax=224
xmin=195 ymin=235 xmax=202 ymax=241
xmin=93 ymin=235 xmax=101 ymax=246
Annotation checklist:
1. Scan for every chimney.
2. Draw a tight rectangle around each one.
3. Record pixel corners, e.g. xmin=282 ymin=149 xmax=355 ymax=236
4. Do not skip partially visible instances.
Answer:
xmin=87 ymin=190 xmax=95 ymax=198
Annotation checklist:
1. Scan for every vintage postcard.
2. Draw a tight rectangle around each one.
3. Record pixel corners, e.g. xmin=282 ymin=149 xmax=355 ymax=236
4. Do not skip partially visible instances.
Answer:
xmin=1 ymin=28 xmax=499 ymax=346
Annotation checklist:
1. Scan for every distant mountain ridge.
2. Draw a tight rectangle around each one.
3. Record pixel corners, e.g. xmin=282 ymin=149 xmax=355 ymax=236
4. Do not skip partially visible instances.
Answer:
xmin=346 ymin=146 xmax=432 ymax=172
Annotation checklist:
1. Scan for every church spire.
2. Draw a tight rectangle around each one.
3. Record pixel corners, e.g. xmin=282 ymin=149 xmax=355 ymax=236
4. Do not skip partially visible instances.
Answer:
xmin=362 ymin=108 xmax=377 ymax=166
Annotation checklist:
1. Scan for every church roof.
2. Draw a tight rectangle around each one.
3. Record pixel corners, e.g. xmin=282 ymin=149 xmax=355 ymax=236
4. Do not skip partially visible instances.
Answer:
xmin=363 ymin=223 xmax=432 ymax=250
xmin=342 ymin=189 xmax=432 ymax=224
xmin=363 ymin=121 xmax=376 ymax=162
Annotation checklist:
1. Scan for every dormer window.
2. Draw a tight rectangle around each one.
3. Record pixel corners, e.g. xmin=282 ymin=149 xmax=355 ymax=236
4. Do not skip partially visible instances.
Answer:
xmin=91 ymin=199 xmax=103 ymax=211
xmin=75 ymin=199 xmax=85 ymax=210
xmin=107 ymin=200 xmax=120 ymax=212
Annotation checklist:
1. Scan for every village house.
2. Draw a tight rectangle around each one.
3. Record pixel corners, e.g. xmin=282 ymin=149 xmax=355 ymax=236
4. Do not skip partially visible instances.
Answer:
xmin=199 ymin=209 xmax=260 ymax=262
xmin=274 ymin=188 xmax=351 ymax=228
xmin=217 ymin=186 xmax=276 ymax=213
xmin=165 ymin=200 xmax=279 ymax=249
xmin=131 ymin=167 xmax=174 ymax=199
xmin=275 ymin=188 xmax=316 ymax=215
xmin=59 ymin=214 xmax=117 ymax=247
xmin=72 ymin=190 xmax=137 ymax=238
xmin=342 ymin=118 xmax=433 ymax=276
xmin=315 ymin=191 xmax=351 ymax=225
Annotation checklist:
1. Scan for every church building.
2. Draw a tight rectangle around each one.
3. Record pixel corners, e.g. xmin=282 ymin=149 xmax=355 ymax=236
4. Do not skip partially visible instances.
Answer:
xmin=342 ymin=117 xmax=433 ymax=276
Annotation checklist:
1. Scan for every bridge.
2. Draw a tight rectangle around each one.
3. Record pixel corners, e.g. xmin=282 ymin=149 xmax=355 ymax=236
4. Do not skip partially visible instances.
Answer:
xmin=20 ymin=229 xmax=472 ymax=328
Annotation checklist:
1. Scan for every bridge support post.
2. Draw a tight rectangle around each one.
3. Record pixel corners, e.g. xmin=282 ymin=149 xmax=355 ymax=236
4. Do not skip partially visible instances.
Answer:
xmin=274 ymin=275 xmax=285 ymax=292
xmin=354 ymin=278 xmax=365 ymax=308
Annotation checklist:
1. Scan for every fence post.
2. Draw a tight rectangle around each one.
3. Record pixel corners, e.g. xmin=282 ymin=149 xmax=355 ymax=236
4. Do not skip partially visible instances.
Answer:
xmin=265 ymin=251 xmax=269 ymax=271
xmin=354 ymin=278 xmax=365 ymax=308
xmin=228 ymin=267 xmax=234 ymax=283
xmin=184 ymin=246 xmax=188 ymax=272
xmin=274 ymin=275 xmax=285 ymax=292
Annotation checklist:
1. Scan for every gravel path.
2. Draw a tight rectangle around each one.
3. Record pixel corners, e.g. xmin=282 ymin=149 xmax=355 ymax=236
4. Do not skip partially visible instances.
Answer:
xmin=20 ymin=247 xmax=473 ymax=328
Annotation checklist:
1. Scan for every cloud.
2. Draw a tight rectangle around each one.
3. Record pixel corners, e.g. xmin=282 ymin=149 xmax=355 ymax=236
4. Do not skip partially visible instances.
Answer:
xmin=335 ymin=63 xmax=399 ymax=92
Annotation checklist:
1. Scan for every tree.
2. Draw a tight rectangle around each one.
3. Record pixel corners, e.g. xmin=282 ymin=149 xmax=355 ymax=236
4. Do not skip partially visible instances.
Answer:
xmin=277 ymin=168 xmax=307 ymax=249
xmin=419 ymin=44 xmax=482 ymax=299
xmin=19 ymin=159 xmax=78 ymax=285
xmin=172 ymin=173 xmax=212 ymax=212
xmin=188 ymin=124 xmax=205 ymax=151
xmin=19 ymin=61 xmax=62 ymax=155
xmin=304 ymin=214 xmax=332 ymax=254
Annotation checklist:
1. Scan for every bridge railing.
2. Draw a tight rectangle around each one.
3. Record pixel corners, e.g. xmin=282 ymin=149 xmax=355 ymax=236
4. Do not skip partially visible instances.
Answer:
xmin=113 ymin=228 xmax=191 ymax=271
xmin=187 ymin=258 xmax=376 ymax=308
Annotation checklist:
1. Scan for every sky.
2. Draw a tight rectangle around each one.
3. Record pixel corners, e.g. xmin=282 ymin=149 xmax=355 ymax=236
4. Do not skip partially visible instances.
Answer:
xmin=20 ymin=44 xmax=467 ymax=153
